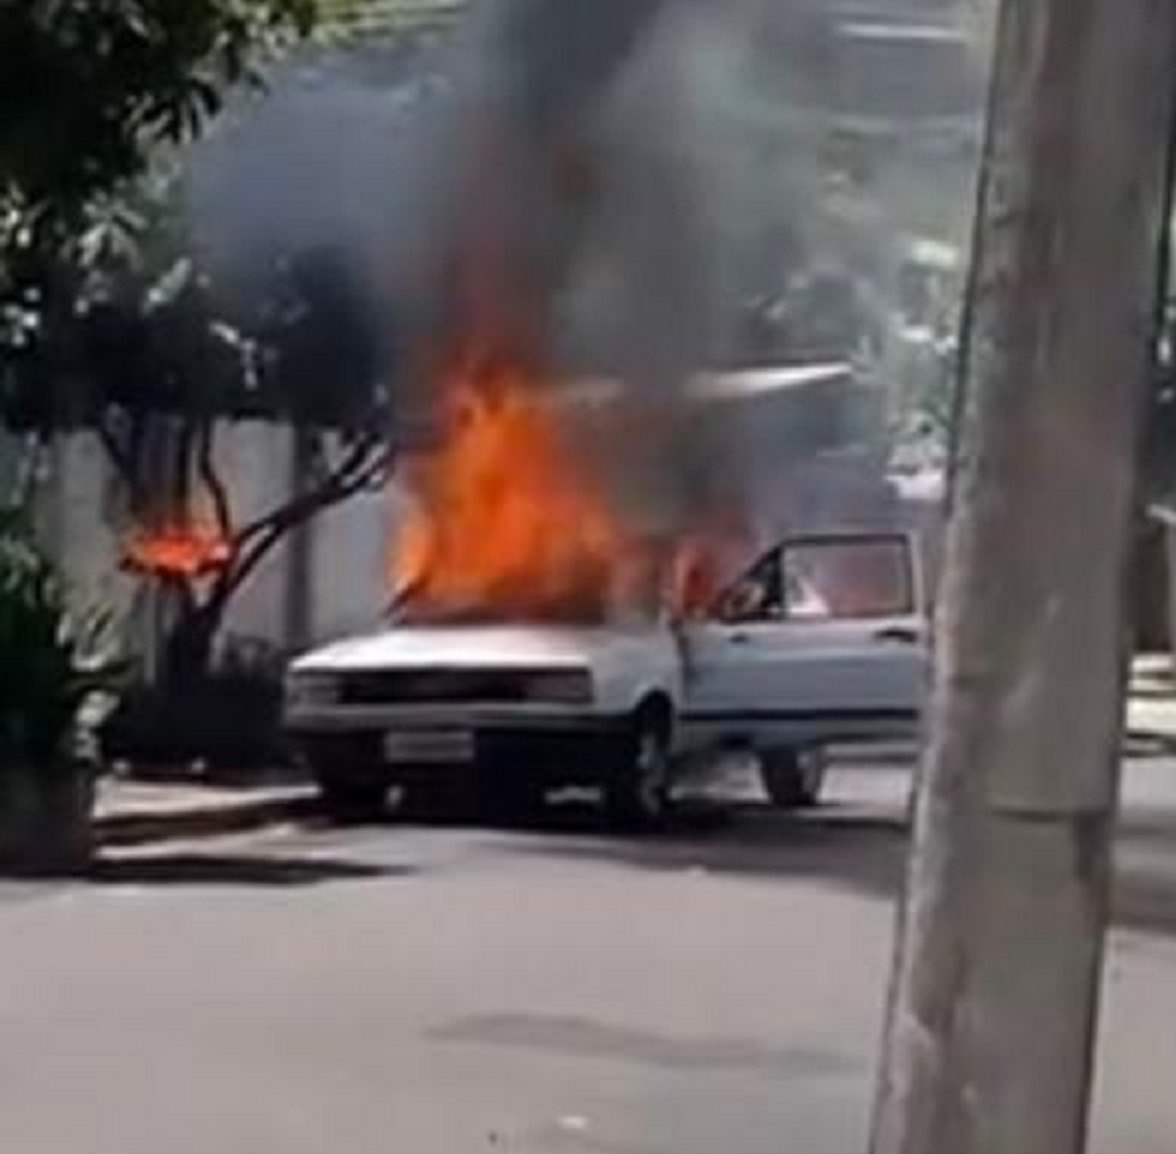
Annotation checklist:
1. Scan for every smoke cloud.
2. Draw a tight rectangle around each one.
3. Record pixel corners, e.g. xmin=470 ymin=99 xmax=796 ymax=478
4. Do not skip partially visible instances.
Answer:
xmin=186 ymin=0 xmax=989 ymax=542
xmin=187 ymin=0 xmax=831 ymax=399
xmin=403 ymin=0 xmax=786 ymax=534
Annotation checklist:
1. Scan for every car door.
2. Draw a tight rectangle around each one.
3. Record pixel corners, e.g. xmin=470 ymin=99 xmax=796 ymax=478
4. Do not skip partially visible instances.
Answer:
xmin=681 ymin=532 xmax=926 ymax=747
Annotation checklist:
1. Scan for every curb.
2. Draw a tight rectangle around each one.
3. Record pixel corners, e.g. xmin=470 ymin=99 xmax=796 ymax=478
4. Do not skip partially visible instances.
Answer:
xmin=96 ymin=791 xmax=316 ymax=849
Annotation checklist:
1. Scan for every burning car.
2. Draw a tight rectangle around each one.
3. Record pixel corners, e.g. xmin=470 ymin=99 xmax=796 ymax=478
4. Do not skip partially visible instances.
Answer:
xmin=283 ymin=346 xmax=926 ymax=823
xmin=285 ymin=529 xmax=925 ymax=824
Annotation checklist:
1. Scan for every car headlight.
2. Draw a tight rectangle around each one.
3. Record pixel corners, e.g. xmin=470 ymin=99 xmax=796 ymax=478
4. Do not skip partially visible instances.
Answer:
xmin=284 ymin=671 xmax=339 ymax=708
xmin=524 ymin=670 xmax=594 ymax=705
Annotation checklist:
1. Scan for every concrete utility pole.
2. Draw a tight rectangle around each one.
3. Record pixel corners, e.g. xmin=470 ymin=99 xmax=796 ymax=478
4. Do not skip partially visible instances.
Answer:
xmin=870 ymin=3 xmax=1176 ymax=1154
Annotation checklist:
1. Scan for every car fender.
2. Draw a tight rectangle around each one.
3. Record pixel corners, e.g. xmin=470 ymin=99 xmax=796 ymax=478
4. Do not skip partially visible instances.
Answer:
xmin=587 ymin=629 xmax=684 ymax=719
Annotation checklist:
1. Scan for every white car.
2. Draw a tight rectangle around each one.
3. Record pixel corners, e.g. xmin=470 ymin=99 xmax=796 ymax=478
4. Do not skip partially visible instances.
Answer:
xmin=284 ymin=532 xmax=926 ymax=823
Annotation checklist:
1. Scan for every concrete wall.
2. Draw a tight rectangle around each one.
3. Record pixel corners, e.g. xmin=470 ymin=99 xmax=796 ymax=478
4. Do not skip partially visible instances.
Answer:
xmin=309 ymin=485 xmax=393 ymax=642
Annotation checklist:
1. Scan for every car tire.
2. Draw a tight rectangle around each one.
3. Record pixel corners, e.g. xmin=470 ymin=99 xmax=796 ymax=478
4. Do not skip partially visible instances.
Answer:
xmin=480 ymin=769 xmax=546 ymax=825
xmin=604 ymin=706 xmax=673 ymax=829
xmin=315 ymin=772 xmax=389 ymax=822
xmin=759 ymin=746 xmax=827 ymax=809
xmin=399 ymin=773 xmax=476 ymax=822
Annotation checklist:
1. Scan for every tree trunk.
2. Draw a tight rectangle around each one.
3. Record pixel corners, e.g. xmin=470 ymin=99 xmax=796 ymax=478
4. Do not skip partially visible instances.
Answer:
xmin=870 ymin=3 xmax=1176 ymax=1154
xmin=162 ymin=602 xmax=220 ymax=688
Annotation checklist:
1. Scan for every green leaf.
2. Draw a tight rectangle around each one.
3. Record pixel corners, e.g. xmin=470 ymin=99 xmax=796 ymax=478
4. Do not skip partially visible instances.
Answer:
xmin=0 ymin=513 xmax=99 ymax=770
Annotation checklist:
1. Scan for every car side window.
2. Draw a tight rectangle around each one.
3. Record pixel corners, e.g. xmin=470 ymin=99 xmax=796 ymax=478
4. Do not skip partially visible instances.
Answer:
xmin=783 ymin=560 xmax=832 ymax=619
xmin=781 ymin=537 xmax=914 ymax=620
xmin=715 ymin=550 xmax=784 ymax=623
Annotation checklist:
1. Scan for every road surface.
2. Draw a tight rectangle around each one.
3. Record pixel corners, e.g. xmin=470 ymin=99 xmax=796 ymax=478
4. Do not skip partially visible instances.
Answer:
xmin=2 ymin=756 xmax=1175 ymax=1154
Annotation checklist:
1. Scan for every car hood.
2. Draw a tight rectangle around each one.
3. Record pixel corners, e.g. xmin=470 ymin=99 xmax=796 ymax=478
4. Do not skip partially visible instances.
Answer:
xmin=290 ymin=623 xmax=665 ymax=674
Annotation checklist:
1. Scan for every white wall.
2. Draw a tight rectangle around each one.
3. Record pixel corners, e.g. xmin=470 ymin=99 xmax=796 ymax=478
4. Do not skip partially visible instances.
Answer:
xmin=309 ymin=485 xmax=394 ymax=644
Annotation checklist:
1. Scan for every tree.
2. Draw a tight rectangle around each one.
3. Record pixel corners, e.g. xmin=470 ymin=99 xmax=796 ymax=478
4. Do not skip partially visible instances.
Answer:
xmin=0 ymin=1 xmax=315 ymax=236
xmin=0 ymin=2 xmax=321 ymax=455
xmin=0 ymin=5 xmax=447 ymax=689
xmin=870 ymin=3 xmax=1176 ymax=1154
xmin=3 ymin=175 xmax=392 ymax=686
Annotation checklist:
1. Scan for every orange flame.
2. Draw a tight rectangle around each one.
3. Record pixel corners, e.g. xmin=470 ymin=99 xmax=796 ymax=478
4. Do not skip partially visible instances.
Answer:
xmin=123 ymin=520 xmax=232 ymax=580
xmin=393 ymin=345 xmax=640 ymax=622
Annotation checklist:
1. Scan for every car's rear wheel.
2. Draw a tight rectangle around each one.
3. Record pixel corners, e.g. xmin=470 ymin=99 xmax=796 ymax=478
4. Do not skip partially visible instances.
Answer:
xmin=759 ymin=746 xmax=827 ymax=809
xmin=605 ymin=705 xmax=673 ymax=829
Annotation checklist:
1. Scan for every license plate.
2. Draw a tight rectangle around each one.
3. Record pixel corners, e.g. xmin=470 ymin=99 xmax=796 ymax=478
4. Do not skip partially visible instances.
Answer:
xmin=382 ymin=729 xmax=475 ymax=764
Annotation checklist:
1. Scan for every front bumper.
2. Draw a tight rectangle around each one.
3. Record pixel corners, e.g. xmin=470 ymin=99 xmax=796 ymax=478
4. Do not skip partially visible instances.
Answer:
xmin=285 ymin=705 xmax=630 ymax=785
xmin=284 ymin=702 xmax=614 ymax=734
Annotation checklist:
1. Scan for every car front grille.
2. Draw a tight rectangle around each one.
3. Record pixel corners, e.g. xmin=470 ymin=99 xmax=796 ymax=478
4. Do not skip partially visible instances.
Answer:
xmin=337 ymin=669 xmax=537 ymax=706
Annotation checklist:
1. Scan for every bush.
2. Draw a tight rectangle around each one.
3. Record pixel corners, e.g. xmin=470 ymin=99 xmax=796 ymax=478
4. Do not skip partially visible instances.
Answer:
xmin=99 ymin=637 xmax=287 ymax=774
xmin=0 ymin=509 xmax=98 ymax=773
xmin=0 ymin=510 xmax=108 ymax=873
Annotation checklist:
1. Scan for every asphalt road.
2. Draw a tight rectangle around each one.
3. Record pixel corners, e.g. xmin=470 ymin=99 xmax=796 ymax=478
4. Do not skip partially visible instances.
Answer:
xmin=2 ymin=757 xmax=1175 ymax=1154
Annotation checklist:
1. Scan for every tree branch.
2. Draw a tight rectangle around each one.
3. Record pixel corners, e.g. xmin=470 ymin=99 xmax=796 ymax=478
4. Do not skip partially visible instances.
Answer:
xmin=218 ymin=435 xmax=391 ymax=605
xmin=96 ymin=415 xmax=136 ymax=494
xmin=10 ymin=432 xmax=46 ymax=512
xmin=96 ymin=408 xmax=161 ymax=522
xmin=235 ymin=433 xmax=388 ymax=551
xmin=196 ymin=418 xmax=233 ymax=538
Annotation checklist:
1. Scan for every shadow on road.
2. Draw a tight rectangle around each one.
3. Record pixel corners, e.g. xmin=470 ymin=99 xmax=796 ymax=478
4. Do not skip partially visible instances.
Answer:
xmin=1124 ymin=733 xmax=1176 ymax=758
xmin=89 ymin=769 xmax=1176 ymax=935
xmin=432 ymin=1010 xmax=860 ymax=1077
xmin=1113 ymin=805 xmax=1176 ymax=937
xmin=88 ymin=851 xmax=402 ymax=888
xmin=1113 ymin=873 xmax=1176 ymax=937
xmin=504 ymin=799 xmax=910 ymax=902
xmin=505 ymin=798 xmax=1176 ymax=940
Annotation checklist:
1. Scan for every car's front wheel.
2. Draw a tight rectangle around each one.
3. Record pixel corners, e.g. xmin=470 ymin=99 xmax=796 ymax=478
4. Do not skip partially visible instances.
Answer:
xmin=314 ymin=771 xmax=389 ymax=821
xmin=604 ymin=705 xmax=673 ymax=828
xmin=478 ymin=768 xmax=546 ymax=825
xmin=759 ymin=746 xmax=827 ymax=809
